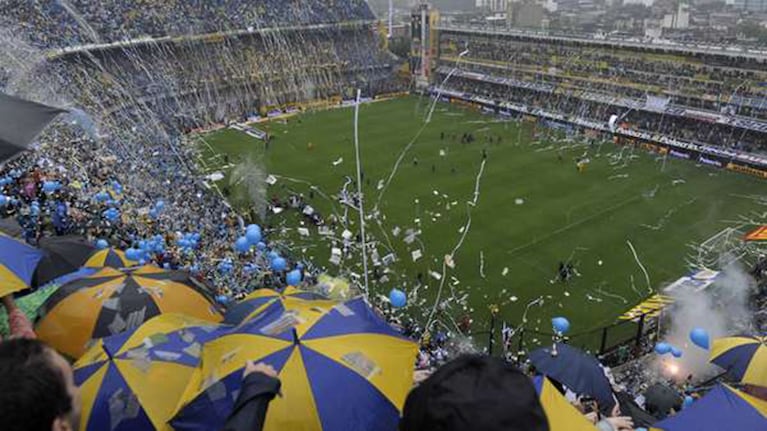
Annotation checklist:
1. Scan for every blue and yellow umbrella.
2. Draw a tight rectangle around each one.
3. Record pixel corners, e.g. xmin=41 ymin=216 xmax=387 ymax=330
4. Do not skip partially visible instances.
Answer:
xmin=710 ymin=335 xmax=767 ymax=387
xmin=0 ymin=232 xmax=44 ymax=297
xmin=223 ymin=286 xmax=330 ymax=325
xmin=75 ymin=314 xmax=230 ymax=431
xmin=171 ymin=297 xmax=418 ymax=431
xmin=84 ymin=248 xmax=137 ymax=269
xmin=533 ymin=376 xmax=598 ymax=431
xmin=652 ymin=384 xmax=767 ymax=431
xmin=36 ymin=266 xmax=223 ymax=359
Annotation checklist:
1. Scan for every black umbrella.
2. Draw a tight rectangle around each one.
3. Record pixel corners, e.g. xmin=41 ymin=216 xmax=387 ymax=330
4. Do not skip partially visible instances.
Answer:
xmin=33 ymin=236 xmax=95 ymax=287
xmin=0 ymin=92 xmax=65 ymax=163
xmin=644 ymin=382 xmax=682 ymax=420
xmin=615 ymin=391 xmax=658 ymax=428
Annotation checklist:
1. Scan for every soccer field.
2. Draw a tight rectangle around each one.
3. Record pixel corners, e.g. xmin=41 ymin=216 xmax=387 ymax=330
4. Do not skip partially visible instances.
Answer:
xmin=197 ymin=96 xmax=764 ymax=350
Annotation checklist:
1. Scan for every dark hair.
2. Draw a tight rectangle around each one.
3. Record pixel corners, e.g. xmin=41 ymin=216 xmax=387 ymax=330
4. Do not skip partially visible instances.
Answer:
xmin=401 ymin=355 xmax=549 ymax=431
xmin=0 ymin=338 xmax=73 ymax=431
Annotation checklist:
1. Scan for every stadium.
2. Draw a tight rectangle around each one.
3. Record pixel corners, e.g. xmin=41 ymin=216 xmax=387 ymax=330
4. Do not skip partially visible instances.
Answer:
xmin=1 ymin=1 xmax=767 ymax=430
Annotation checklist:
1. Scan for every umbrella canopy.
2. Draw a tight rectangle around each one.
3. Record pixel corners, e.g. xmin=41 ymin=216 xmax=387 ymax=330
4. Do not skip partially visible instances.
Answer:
xmin=0 ymin=217 xmax=24 ymax=238
xmin=34 ymin=236 xmax=96 ymax=287
xmin=644 ymin=383 xmax=682 ymax=419
xmin=84 ymin=248 xmax=137 ymax=269
xmin=529 ymin=343 xmax=615 ymax=410
xmin=171 ymin=297 xmax=418 ymax=431
xmin=36 ymin=265 xmax=223 ymax=359
xmin=710 ymin=335 xmax=767 ymax=388
xmin=614 ymin=391 xmax=658 ymax=429
xmin=653 ymin=384 xmax=767 ymax=431
xmin=223 ymin=286 xmax=329 ymax=325
xmin=75 ymin=314 xmax=230 ymax=431
xmin=0 ymin=232 xmax=44 ymax=297
xmin=532 ymin=375 xmax=598 ymax=431
xmin=0 ymin=92 xmax=65 ymax=163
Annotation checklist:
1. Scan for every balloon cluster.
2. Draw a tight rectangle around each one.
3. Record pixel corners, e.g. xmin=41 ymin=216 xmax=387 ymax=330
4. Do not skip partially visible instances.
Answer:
xmin=176 ymin=232 xmax=200 ymax=251
xmin=94 ymin=191 xmax=111 ymax=202
xmin=654 ymin=342 xmax=683 ymax=358
xmin=42 ymin=181 xmax=62 ymax=194
xmin=217 ymin=258 xmax=234 ymax=274
xmin=0 ymin=176 xmax=13 ymax=187
xmin=29 ymin=201 xmax=40 ymax=217
xmin=234 ymin=224 xmax=263 ymax=254
xmin=149 ymin=200 xmax=166 ymax=219
xmin=102 ymin=207 xmax=120 ymax=222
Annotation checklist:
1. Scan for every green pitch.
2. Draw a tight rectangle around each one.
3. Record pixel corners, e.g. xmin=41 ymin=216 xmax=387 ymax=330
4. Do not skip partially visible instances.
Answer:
xmin=197 ymin=96 xmax=764 ymax=351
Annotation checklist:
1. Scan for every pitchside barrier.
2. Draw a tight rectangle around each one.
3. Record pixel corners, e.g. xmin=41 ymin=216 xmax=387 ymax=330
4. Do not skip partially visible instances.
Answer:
xmin=486 ymin=311 xmax=659 ymax=367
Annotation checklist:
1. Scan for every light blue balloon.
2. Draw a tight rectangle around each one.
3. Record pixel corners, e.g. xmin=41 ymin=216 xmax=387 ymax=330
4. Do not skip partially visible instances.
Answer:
xmin=271 ymin=257 xmax=287 ymax=272
xmin=268 ymin=251 xmax=280 ymax=260
xmin=155 ymin=200 xmax=165 ymax=210
xmin=246 ymin=228 xmax=261 ymax=245
xmin=389 ymin=288 xmax=407 ymax=308
xmin=552 ymin=317 xmax=571 ymax=334
xmin=683 ymin=395 xmax=694 ymax=409
xmin=655 ymin=342 xmax=672 ymax=355
xmin=286 ymin=270 xmax=302 ymax=286
xmin=246 ymin=224 xmax=261 ymax=235
xmin=125 ymin=248 xmax=139 ymax=261
xmin=690 ymin=328 xmax=710 ymax=350
xmin=0 ymin=195 xmax=7 ymax=206
xmin=671 ymin=346 xmax=683 ymax=358
xmin=234 ymin=236 xmax=250 ymax=253
xmin=96 ymin=239 xmax=109 ymax=250
xmin=256 ymin=242 xmax=266 ymax=251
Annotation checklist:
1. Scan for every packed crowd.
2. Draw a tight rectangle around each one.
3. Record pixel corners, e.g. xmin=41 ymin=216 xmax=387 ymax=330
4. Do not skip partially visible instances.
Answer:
xmin=0 ymin=0 xmax=376 ymax=50
xmin=440 ymin=30 xmax=767 ymax=120
xmin=439 ymin=73 xmax=767 ymax=153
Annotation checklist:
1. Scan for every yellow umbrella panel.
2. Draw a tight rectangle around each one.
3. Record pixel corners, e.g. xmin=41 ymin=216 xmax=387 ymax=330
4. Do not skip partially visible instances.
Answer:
xmin=710 ymin=336 xmax=767 ymax=388
xmin=171 ymin=297 xmax=418 ymax=431
xmin=533 ymin=376 xmax=598 ymax=431
xmin=74 ymin=314 xmax=230 ymax=431
xmin=84 ymin=248 xmax=137 ymax=268
xmin=0 ymin=233 xmax=44 ymax=297
xmin=223 ymin=286 xmax=332 ymax=325
xmin=36 ymin=266 xmax=222 ymax=359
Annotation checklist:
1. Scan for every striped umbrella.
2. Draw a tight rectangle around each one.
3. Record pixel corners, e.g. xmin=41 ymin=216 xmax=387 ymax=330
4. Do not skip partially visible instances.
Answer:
xmin=710 ymin=335 xmax=767 ymax=387
xmin=34 ymin=236 xmax=96 ymax=287
xmin=171 ymin=297 xmax=418 ymax=431
xmin=36 ymin=265 xmax=223 ymax=359
xmin=0 ymin=232 xmax=44 ymax=297
xmin=223 ymin=286 xmax=330 ymax=325
xmin=652 ymin=384 xmax=767 ymax=431
xmin=532 ymin=376 xmax=598 ymax=431
xmin=75 ymin=314 xmax=230 ymax=431
xmin=84 ymin=248 xmax=137 ymax=269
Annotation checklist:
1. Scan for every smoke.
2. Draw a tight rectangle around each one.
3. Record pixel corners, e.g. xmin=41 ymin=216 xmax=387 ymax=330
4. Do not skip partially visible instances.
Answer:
xmin=658 ymin=258 xmax=756 ymax=381
xmin=229 ymin=153 xmax=269 ymax=219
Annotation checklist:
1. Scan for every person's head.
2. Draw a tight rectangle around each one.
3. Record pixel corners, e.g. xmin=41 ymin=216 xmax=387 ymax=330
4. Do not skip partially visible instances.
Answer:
xmin=400 ymin=355 xmax=549 ymax=431
xmin=0 ymin=338 xmax=81 ymax=431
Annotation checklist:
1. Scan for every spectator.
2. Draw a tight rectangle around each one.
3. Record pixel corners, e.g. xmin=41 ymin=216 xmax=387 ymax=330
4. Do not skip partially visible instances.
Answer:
xmin=0 ymin=338 xmax=82 ymax=431
xmin=400 ymin=355 xmax=549 ymax=431
xmin=223 ymin=361 xmax=282 ymax=431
